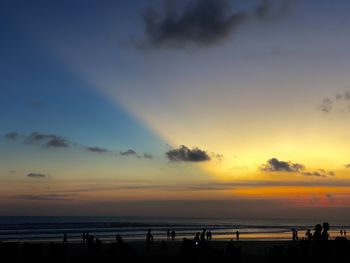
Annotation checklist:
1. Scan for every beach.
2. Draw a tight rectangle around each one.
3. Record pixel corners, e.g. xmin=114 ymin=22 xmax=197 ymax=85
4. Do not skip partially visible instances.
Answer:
xmin=1 ymin=239 xmax=349 ymax=263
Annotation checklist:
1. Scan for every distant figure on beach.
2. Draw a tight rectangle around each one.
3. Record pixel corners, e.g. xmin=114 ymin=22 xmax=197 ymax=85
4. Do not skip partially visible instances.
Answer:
xmin=305 ymin=229 xmax=312 ymax=240
xmin=171 ymin=230 xmax=176 ymax=241
xmin=340 ymin=230 xmax=343 ymax=236
xmin=63 ymin=232 xmax=68 ymax=243
xmin=322 ymin=222 xmax=330 ymax=240
xmin=313 ymin=224 xmax=322 ymax=241
xmin=167 ymin=230 xmax=170 ymax=240
xmin=206 ymin=230 xmax=212 ymax=241
xmin=292 ymin=228 xmax=298 ymax=242
xmin=146 ymin=229 xmax=154 ymax=247
xmin=344 ymin=230 xmax=347 ymax=237
xmin=200 ymin=229 xmax=207 ymax=242
xmin=194 ymin=232 xmax=200 ymax=245
xmin=82 ymin=232 xmax=86 ymax=243
xmin=236 ymin=230 xmax=240 ymax=241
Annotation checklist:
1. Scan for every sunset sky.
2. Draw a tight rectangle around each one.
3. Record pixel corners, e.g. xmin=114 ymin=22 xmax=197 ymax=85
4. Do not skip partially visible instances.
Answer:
xmin=2 ymin=0 xmax=350 ymax=219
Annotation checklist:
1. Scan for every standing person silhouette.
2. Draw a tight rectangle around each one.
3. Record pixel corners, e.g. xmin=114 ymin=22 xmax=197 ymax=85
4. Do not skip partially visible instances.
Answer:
xmin=236 ymin=230 xmax=240 ymax=241
xmin=167 ymin=230 xmax=170 ymax=241
xmin=171 ymin=230 xmax=176 ymax=241
xmin=146 ymin=229 xmax=154 ymax=249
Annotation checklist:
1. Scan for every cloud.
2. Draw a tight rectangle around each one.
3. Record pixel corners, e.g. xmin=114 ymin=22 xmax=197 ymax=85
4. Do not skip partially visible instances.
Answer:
xmin=260 ymin=158 xmax=335 ymax=177
xmin=302 ymin=170 xmax=335 ymax=178
xmin=166 ymin=145 xmax=211 ymax=162
xmin=318 ymin=91 xmax=350 ymax=113
xmin=15 ymin=194 xmax=73 ymax=201
xmin=143 ymin=153 xmax=153 ymax=159
xmin=85 ymin=146 xmax=110 ymax=153
xmin=260 ymin=158 xmax=305 ymax=172
xmin=318 ymin=98 xmax=333 ymax=113
xmin=140 ymin=0 xmax=292 ymax=49
xmin=27 ymin=173 xmax=47 ymax=178
xmin=345 ymin=164 xmax=350 ymax=168
xmin=120 ymin=149 xmax=137 ymax=156
xmin=26 ymin=132 xmax=70 ymax=147
xmin=4 ymin=132 xmax=19 ymax=140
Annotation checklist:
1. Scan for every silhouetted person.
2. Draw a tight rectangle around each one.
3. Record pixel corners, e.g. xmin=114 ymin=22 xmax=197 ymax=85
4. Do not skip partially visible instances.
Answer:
xmin=322 ymin=222 xmax=329 ymax=240
xmin=313 ymin=224 xmax=322 ymax=241
xmin=146 ymin=229 xmax=154 ymax=248
xmin=82 ymin=232 xmax=86 ymax=243
xmin=167 ymin=230 xmax=170 ymax=240
xmin=206 ymin=230 xmax=212 ymax=241
xmin=236 ymin=230 xmax=240 ymax=241
xmin=63 ymin=232 xmax=68 ymax=243
xmin=344 ymin=230 xmax=347 ymax=236
xmin=200 ymin=229 xmax=206 ymax=242
xmin=194 ymin=232 xmax=200 ymax=245
xmin=171 ymin=230 xmax=176 ymax=240
xmin=340 ymin=229 xmax=343 ymax=236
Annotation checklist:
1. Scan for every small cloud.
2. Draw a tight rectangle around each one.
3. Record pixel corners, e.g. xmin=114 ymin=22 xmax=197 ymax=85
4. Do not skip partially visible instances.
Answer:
xmin=9 ymin=170 xmax=16 ymax=174
xmin=143 ymin=153 xmax=153 ymax=159
xmin=260 ymin=158 xmax=305 ymax=173
xmin=120 ymin=149 xmax=137 ymax=156
xmin=318 ymin=98 xmax=333 ymax=113
xmin=345 ymin=164 xmax=350 ymax=168
xmin=166 ymin=145 xmax=211 ymax=162
xmin=260 ymin=158 xmax=335 ymax=178
xmin=26 ymin=132 xmax=70 ymax=147
xmin=27 ymin=173 xmax=47 ymax=178
xmin=85 ymin=147 xmax=110 ymax=153
xmin=4 ymin=132 xmax=19 ymax=140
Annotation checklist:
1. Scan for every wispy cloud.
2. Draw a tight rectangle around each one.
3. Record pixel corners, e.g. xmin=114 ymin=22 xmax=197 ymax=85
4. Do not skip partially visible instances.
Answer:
xmin=15 ymin=194 xmax=74 ymax=201
xmin=27 ymin=173 xmax=47 ymax=178
xmin=85 ymin=146 xmax=110 ymax=153
xmin=4 ymin=132 xmax=19 ymax=140
xmin=120 ymin=149 xmax=137 ymax=156
xmin=25 ymin=132 xmax=70 ymax=147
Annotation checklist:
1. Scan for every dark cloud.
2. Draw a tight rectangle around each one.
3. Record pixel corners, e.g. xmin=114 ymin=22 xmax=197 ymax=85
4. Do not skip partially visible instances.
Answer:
xmin=140 ymin=0 xmax=292 ymax=49
xmin=260 ymin=158 xmax=305 ymax=172
xmin=260 ymin=158 xmax=335 ymax=178
xmin=85 ymin=147 xmax=110 ymax=153
xmin=345 ymin=164 xmax=350 ymax=168
xmin=336 ymin=91 xmax=350 ymax=101
xmin=120 ymin=149 xmax=137 ymax=156
xmin=4 ymin=132 xmax=19 ymax=140
xmin=166 ymin=145 xmax=211 ymax=162
xmin=27 ymin=173 xmax=47 ymax=178
xmin=26 ymin=132 xmax=70 ymax=147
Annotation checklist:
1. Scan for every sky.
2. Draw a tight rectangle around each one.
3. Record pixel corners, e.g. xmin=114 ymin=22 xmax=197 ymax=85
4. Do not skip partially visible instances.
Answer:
xmin=2 ymin=0 xmax=350 ymax=219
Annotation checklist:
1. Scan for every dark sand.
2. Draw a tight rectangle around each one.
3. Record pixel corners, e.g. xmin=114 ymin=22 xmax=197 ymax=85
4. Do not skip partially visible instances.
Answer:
xmin=0 ymin=239 xmax=349 ymax=263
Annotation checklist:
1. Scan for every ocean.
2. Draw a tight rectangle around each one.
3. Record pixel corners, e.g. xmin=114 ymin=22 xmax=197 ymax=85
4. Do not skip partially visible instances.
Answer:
xmin=0 ymin=216 xmax=348 ymax=242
